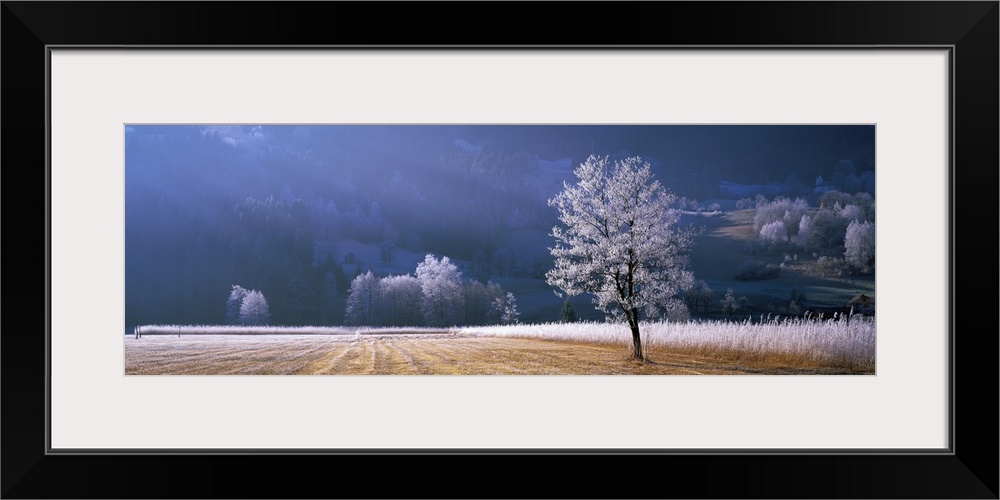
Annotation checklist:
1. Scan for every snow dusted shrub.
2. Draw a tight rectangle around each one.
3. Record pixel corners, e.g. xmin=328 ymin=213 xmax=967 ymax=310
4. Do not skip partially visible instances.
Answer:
xmin=759 ymin=220 xmax=788 ymax=243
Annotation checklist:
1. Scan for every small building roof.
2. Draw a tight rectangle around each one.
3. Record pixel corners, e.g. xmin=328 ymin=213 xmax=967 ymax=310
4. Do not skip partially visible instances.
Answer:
xmin=847 ymin=293 xmax=874 ymax=305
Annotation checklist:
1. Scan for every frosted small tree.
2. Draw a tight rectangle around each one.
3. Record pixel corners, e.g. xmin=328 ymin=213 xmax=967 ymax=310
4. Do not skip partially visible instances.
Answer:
xmin=226 ymin=285 xmax=249 ymax=325
xmin=721 ymin=288 xmax=737 ymax=320
xmin=560 ymin=298 xmax=578 ymax=323
xmin=547 ymin=155 xmax=696 ymax=361
xmin=416 ymin=254 xmax=465 ymax=327
xmin=844 ymin=220 xmax=876 ymax=273
xmin=239 ymin=289 xmax=271 ymax=325
xmin=493 ymin=292 xmax=520 ymax=324
xmin=345 ymin=271 xmax=379 ymax=326
xmin=484 ymin=281 xmax=506 ymax=324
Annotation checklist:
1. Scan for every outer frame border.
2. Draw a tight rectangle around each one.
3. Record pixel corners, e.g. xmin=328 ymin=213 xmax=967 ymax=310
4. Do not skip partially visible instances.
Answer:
xmin=3 ymin=2 xmax=996 ymax=498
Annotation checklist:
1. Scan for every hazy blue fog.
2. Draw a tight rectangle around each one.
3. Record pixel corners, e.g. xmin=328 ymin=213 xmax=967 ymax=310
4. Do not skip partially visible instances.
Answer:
xmin=125 ymin=125 xmax=874 ymax=326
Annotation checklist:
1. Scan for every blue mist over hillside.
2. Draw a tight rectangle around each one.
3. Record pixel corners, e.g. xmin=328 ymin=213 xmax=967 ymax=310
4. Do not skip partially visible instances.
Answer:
xmin=125 ymin=125 xmax=874 ymax=326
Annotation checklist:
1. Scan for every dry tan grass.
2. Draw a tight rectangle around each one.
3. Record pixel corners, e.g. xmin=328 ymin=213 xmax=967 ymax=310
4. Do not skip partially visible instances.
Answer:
xmin=124 ymin=333 xmax=869 ymax=375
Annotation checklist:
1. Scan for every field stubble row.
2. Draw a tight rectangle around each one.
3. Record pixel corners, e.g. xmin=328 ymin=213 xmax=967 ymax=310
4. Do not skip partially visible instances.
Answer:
xmin=125 ymin=318 xmax=874 ymax=375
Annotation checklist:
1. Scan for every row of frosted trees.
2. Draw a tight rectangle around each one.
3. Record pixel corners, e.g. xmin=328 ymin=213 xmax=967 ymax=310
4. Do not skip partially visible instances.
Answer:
xmin=345 ymin=254 xmax=519 ymax=327
xmin=225 ymin=255 xmax=520 ymax=328
xmin=752 ymin=192 xmax=876 ymax=273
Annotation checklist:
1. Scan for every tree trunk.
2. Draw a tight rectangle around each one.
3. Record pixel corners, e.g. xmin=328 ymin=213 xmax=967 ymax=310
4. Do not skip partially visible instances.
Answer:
xmin=629 ymin=319 xmax=644 ymax=362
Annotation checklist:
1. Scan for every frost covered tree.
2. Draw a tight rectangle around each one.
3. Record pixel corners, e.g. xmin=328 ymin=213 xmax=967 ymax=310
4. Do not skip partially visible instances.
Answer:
xmin=837 ymin=204 xmax=864 ymax=223
xmin=416 ymin=254 xmax=465 ymax=327
xmin=483 ymin=281 xmax=506 ymax=324
xmin=844 ymin=220 xmax=876 ymax=272
xmin=796 ymin=214 xmax=813 ymax=247
xmin=750 ymin=196 xmax=809 ymax=244
xmin=664 ymin=300 xmax=690 ymax=323
xmin=759 ymin=220 xmax=788 ymax=244
xmin=463 ymin=280 xmax=503 ymax=326
xmin=493 ymin=292 xmax=520 ymax=324
xmin=377 ymin=274 xmax=423 ymax=326
xmin=345 ymin=271 xmax=379 ymax=326
xmin=798 ymin=209 xmax=849 ymax=251
xmin=226 ymin=285 xmax=249 ymax=325
xmin=239 ymin=289 xmax=271 ymax=325
xmin=684 ymin=279 xmax=713 ymax=314
xmin=547 ymin=155 xmax=696 ymax=361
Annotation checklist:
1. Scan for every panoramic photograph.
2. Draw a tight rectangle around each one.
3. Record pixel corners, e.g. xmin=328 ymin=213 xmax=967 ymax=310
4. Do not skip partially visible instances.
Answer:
xmin=125 ymin=125 xmax=876 ymax=375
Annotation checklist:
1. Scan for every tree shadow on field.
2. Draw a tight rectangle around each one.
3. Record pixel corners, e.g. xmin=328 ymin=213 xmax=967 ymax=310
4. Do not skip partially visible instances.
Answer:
xmin=633 ymin=356 xmax=864 ymax=375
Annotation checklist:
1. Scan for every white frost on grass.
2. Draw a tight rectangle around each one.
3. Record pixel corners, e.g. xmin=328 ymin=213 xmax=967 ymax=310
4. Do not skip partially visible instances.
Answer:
xmin=134 ymin=325 xmax=458 ymax=336
xmin=461 ymin=317 xmax=875 ymax=370
xmin=134 ymin=325 xmax=357 ymax=336
xmin=133 ymin=321 xmax=874 ymax=370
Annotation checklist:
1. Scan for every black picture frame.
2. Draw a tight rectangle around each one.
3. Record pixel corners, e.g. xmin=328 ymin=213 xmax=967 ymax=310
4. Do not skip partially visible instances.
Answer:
xmin=4 ymin=2 xmax=997 ymax=498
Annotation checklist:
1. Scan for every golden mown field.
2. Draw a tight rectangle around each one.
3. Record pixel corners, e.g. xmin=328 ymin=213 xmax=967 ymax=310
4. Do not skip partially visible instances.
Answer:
xmin=124 ymin=333 xmax=866 ymax=375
